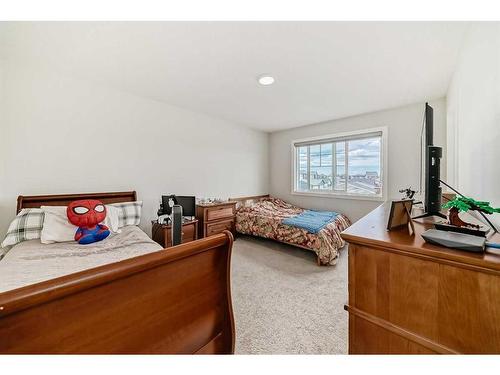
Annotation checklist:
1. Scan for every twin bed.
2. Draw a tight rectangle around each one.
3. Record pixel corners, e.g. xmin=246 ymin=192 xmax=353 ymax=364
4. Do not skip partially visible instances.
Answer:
xmin=233 ymin=195 xmax=351 ymax=265
xmin=0 ymin=191 xmax=235 ymax=354
xmin=0 ymin=225 xmax=161 ymax=293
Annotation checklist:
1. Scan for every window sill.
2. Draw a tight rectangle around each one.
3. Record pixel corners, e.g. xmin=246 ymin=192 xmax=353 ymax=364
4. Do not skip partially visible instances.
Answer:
xmin=291 ymin=191 xmax=385 ymax=202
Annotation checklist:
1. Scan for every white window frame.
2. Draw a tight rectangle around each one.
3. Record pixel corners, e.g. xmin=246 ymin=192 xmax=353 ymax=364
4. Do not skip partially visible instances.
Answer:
xmin=291 ymin=126 xmax=388 ymax=201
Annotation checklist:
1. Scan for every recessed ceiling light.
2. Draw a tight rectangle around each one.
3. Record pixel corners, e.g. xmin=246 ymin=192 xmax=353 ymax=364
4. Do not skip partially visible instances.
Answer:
xmin=258 ymin=75 xmax=275 ymax=86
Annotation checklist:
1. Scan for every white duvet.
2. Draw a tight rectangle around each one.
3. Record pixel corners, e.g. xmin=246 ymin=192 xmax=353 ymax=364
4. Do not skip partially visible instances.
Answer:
xmin=0 ymin=226 xmax=163 ymax=293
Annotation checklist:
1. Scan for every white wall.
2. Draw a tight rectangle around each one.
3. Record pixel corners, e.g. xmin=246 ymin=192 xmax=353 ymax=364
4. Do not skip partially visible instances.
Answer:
xmin=269 ymin=99 xmax=446 ymax=223
xmin=447 ymin=23 xmax=500 ymax=226
xmin=0 ymin=61 xmax=6 ymax=220
xmin=0 ymin=61 xmax=269 ymax=238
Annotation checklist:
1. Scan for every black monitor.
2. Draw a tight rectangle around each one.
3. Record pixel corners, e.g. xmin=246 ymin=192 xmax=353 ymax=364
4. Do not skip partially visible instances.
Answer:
xmin=161 ymin=195 xmax=196 ymax=217
xmin=176 ymin=196 xmax=196 ymax=217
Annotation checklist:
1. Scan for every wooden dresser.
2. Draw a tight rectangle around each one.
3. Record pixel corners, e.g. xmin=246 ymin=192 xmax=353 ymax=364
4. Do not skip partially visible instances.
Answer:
xmin=196 ymin=201 xmax=237 ymax=238
xmin=151 ymin=219 xmax=198 ymax=248
xmin=341 ymin=202 xmax=500 ymax=354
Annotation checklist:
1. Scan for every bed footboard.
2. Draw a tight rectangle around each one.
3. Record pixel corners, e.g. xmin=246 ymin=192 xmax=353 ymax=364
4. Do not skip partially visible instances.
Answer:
xmin=0 ymin=231 xmax=235 ymax=354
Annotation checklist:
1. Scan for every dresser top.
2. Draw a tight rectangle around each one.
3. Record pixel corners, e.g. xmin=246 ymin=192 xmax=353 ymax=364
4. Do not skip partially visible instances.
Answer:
xmin=341 ymin=202 xmax=500 ymax=272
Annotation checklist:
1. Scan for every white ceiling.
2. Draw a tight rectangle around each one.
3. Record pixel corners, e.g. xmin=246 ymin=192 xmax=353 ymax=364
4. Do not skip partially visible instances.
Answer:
xmin=0 ymin=22 xmax=468 ymax=132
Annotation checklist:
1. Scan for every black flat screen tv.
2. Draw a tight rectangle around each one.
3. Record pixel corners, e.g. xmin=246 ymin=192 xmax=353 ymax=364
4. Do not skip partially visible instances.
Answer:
xmin=416 ymin=103 xmax=446 ymax=219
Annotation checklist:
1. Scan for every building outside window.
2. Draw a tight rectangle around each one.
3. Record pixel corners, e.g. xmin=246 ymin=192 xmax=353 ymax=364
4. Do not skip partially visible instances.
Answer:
xmin=292 ymin=128 xmax=386 ymax=200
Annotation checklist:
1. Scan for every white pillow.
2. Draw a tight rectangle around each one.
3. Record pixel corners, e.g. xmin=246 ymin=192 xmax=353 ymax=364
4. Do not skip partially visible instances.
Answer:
xmin=105 ymin=205 xmax=121 ymax=233
xmin=40 ymin=205 xmax=121 ymax=244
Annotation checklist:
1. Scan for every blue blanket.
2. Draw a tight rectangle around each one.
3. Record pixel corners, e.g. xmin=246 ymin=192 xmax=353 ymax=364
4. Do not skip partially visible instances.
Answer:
xmin=282 ymin=210 xmax=339 ymax=234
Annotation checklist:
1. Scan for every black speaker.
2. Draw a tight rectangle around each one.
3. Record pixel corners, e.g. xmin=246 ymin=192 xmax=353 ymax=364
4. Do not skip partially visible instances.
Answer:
xmin=425 ymin=146 xmax=442 ymax=214
xmin=171 ymin=205 xmax=183 ymax=246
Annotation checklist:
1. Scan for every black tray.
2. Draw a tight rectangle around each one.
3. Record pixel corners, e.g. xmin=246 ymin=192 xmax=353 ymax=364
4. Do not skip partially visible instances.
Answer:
xmin=434 ymin=222 xmax=490 ymax=238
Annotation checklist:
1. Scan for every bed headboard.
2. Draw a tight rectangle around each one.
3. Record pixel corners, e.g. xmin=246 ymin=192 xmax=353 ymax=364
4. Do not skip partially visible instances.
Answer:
xmin=229 ymin=194 xmax=270 ymax=209
xmin=16 ymin=191 xmax=137 ymax=213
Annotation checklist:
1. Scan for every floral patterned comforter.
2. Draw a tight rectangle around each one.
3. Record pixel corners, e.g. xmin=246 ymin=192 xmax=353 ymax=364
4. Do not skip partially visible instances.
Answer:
xmin=235 ymin=198 xmax=351 ymax=265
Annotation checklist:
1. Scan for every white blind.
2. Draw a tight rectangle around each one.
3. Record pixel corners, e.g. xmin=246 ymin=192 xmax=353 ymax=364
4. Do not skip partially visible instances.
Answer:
xmin=293 ymin=130 xmax=382 ymax=148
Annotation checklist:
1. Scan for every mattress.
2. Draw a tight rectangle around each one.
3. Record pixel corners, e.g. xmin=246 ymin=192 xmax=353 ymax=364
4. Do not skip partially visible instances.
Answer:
xmin=235 ymin=198 xmax=351 ymax=265
xmin=0 ymin=226 xmax=163 ymax=293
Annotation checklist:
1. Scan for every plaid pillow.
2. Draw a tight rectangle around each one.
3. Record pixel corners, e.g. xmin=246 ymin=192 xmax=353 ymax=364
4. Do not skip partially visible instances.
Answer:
xmin=111 ymin=201 xmax=143 ymax=227
xmin=1 ymin=208 xmax=44 ymax=248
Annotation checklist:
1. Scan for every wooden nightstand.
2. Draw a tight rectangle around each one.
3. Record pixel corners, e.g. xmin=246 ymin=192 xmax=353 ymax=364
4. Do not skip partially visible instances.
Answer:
xmin=151 ymin=219 xmax=198 ymax=248
xmin=196 ymin=201 xmax=237 ymax=239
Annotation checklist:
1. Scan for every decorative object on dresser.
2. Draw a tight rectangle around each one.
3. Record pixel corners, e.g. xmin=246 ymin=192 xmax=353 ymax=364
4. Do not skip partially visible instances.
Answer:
xmin=387 ymin=199 xmax=414 ymax=234
xmin=440 ymin=195 xmax=500 ymax=236
xmin=398 ymin=187 xmax=417 ymax=200
xmin=341 ymin=202 xmax=500 ymax=354
xmin=196 ymin=201 xmax=237 ymax=238
xmin=152 ymin=218 xmax=198 ymax=248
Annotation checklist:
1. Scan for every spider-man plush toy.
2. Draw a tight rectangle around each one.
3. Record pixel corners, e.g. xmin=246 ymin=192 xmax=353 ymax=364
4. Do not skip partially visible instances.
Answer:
xmin=67 ymin=200 xmax=110 ymax=245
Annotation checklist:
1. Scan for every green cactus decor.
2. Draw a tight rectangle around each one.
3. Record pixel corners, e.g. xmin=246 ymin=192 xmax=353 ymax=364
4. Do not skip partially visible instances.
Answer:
xmin=442 ymin=196 xmax=500 ymax=228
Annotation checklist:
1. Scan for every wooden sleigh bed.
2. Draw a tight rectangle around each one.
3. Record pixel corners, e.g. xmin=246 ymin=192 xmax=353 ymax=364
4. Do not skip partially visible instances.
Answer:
xmin=0 ymin=191 xmax=235 ymax=354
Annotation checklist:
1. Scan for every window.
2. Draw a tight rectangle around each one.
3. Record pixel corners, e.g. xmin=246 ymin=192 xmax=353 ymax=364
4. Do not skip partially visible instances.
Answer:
xmin=292 ymin=128 xmax=385 ymax=199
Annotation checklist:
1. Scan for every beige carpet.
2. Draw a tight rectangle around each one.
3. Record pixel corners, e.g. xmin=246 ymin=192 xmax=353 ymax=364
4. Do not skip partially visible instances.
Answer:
xmin=231 ymin=235 xmax=348 ymax=354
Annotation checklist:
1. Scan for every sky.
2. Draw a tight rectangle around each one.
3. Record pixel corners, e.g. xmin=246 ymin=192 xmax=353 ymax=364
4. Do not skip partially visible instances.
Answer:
xmin=299 ymin=137 xmax=381 ymax=176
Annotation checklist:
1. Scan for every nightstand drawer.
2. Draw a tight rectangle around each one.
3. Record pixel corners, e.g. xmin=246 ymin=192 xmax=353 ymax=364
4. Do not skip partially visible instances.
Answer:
xmin=166 ymin=222 xmax=196 ymax=246
xmin=152 ymin=220 xmax=198 ymax=248
xmin=206 ymin=206 xmax=234 ymax=221
xmin=206 ymin=219 xmax=233 ymax=236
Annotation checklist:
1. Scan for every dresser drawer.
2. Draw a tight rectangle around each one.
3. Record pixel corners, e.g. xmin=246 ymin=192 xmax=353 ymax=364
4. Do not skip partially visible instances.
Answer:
xmin=206 ymin=206 xmax=234 ymax=221
xmin=206 ymin=219 xmax=233 ymax=236
xmin=196 ymin=202 xmax=237 ymax=239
